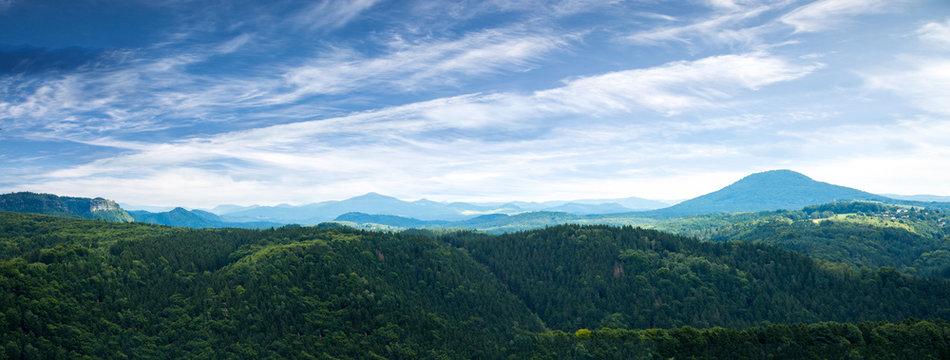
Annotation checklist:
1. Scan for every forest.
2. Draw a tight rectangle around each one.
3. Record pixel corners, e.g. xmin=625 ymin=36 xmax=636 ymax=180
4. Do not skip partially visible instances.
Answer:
xmin=2 ymin=211 xmax=950 ymax=358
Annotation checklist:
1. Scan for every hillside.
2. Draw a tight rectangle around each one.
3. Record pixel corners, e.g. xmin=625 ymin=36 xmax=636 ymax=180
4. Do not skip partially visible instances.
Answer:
xmin=0 ymin=192 xmax=133 ymax=222
xmin=654 ymin=170 xmax=888 ymax=215
xmin=2 ymin=212 xmax=949 ymax=358
xmin=129 ymin=207 xmax=282 ymax=229
xmin=445 ymin=225 xmax=950 ymax=331
xmin=0 ymin=212 xmax=543 ymax=358
xmin=702 ymin=202 xmax=950 ymax=277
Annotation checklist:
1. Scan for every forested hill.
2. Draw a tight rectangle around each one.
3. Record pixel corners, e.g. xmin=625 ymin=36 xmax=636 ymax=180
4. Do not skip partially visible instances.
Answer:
xmin=444 ymin=225 xmax=950 ymax=330
xmin=702 ymin=202 xmax=950 ymax=277
xmin=0 ymin=192 xmax=133 ymax=222
xmin=2 ymin=212 xmax=950 ymax=358
xmin=0 ymin=211 xmax=543 ymax=358
xmin=128 ymin=207 xmax=283 ymax=229
xmin=654 ymin=170 xmax=887 ymax=215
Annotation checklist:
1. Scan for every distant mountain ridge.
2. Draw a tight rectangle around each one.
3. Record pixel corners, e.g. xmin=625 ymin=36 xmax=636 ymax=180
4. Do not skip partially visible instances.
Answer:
xmin=0 ymin=192 xmax=134 ymax=222
xmin=215 ymin=192 xmax=668 ymax=224
xmin=9 ymin=170 xmax=947 ymax=230
xmin=331 ymin=170 xmax=950 ymax=233
xmin=128 ymin=207 xmax=281 ymax=229
xmin=654 ymin=170 xmax=888 ymax=216
xmin=883 ymin=194 xmax=950 ymax=203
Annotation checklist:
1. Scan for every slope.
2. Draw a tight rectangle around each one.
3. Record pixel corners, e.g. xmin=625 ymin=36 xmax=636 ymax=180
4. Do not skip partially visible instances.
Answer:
xmin=704 ymin=202 xmax=950 ymax=277
xmin=445 ymin=224 xmax=950 ymax=331
xmin=0 ymin=212 xmax=543 ymax=358
xmin=0 ymin=192 xmax=133 ymax=222
xmin=654 ymin=170 xmax=887 ymax=216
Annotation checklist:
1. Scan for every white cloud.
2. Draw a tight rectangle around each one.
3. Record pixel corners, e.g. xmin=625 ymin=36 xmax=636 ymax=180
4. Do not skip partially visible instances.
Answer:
xmin=276 ymin=28 xmax=568 ymax=101
xmin=917 ymin=19 xmax=950 ymax=48
xmin=216 ymin=33 xmax=252 ymax=54
xmin=626 ymin=0 xmax=798 ymax=50
xmin=865 ymin=58 xmax=950 ymax=116
xmin=535 ymin=53 xmax=817 ymax=115
xmin=293 ymin=0 xmax=380 ymax=31
xmin=779 ymin=0 xmax=892 ymax=33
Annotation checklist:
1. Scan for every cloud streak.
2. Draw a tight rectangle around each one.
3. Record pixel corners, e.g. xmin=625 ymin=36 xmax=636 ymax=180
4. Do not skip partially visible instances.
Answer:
xmin=293 ymin=0 xmax=381 ymax=31
xmin=12 ymin=52 xmax=818 ymax=206
xmin=779 ymin=0 xmax=894 ymax=33
xmin=276 ymin=28 xmax=569 ymax=101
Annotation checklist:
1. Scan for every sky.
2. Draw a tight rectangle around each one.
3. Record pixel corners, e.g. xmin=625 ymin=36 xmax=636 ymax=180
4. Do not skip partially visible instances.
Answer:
xmin=1 ymin=0 xmax=949 ymax=208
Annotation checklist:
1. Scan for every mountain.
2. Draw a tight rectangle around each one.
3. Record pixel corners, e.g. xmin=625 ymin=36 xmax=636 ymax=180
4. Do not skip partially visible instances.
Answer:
xmin=129 ymin=207 xmax=282 ymax=229
xmin=654 ymin=170 xmax=888 ymax=216
xmin=0 ymin=192 xmax=133 ymax=222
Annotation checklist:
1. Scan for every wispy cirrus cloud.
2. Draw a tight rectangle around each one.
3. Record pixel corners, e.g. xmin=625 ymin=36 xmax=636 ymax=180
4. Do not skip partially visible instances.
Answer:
xmin=275 ymin=28 xmax=570 ymax=102
xmin=292 ymin=0 xmax=381 ymax=31
xmin=0 ymin=25 xmax=570 ymax=142
xmin=535 ymin=52 xmax=818 ymax=115
xmin=13 ymin=52 xmax=818 ymax=206
xmin=779 ymin=0 xmax=895 ymax=33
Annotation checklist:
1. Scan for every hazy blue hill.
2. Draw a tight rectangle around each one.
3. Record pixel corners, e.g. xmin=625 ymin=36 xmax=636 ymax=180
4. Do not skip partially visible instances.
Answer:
xmin=333 ymin=212 xmax=449 ymax=228
xmin=0 ymin=192 xmax=133 ymax=222
xmin=572 ymin=196 xmax=671 ymax=211
xmin=885 ymin=194 xmax=950 ymax=202
xmin=129 ymin=207 xmax=281 ymax=229
xmin=654 ymin=170 xmax=888 ymax=216
xmin=216 ymin=193 xmax=671 ymax=224
xmin=220 ymin=192 xmax=477 ymax=224
xmin=545 ymin=202 xmax=632 ymax=215
xmin=452 ymin=211 xmax=584 ymax=233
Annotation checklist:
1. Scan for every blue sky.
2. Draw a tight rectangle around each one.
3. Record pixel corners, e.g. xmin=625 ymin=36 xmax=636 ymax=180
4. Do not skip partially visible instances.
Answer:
xmin=1 ymin=0 xmax=948 ymax=207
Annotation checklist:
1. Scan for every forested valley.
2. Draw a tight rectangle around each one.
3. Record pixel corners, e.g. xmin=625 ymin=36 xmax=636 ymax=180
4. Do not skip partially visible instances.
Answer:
xmin=2 ymin=211 xmax=950 ymax=358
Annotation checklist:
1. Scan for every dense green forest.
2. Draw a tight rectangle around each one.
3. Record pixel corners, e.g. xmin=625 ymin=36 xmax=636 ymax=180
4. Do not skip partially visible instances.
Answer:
xmin=445 ymin=225 xmax=950 ymax=331
xmin=509 ymin=319 xmax=950 ymax=359
xmin=679 ymin=202 xmax=950 ymax=277
xmin=0 ymin=212 xmax=541 ymax=358
xmin=2 ymin=211 xmax=950 ymax=358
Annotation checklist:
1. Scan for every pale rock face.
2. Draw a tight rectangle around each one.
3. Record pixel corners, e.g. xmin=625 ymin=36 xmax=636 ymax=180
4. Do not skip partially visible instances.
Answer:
xmin=89 ymin=199 xmax=120 ymax=212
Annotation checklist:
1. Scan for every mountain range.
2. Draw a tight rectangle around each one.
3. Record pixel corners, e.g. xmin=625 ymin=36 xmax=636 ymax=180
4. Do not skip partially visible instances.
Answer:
xmin=3 ymin=169 xmax=948 ymax=230
xmin=209 ymin=192 xmax=671 ymax=225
